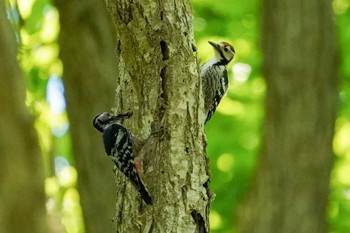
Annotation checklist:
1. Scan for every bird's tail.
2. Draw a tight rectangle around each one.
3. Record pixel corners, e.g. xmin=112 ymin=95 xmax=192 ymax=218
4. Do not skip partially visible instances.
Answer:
xmin=131 ymin=173 xmax=153 ymax=205
xmin=138 ymin=180 xmax=153 ymax=205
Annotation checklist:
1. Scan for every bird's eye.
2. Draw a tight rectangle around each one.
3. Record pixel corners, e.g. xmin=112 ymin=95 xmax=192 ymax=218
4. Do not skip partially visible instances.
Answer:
xmin=224 ymin=47 xmax=228 ymax=52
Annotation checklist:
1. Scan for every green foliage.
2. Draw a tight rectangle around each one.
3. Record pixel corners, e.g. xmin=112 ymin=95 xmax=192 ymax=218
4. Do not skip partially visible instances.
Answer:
xmin=7 ymin=0 xmax=83 ymax=232
xmin=6 ymin=0 xmax=350 ymax=232
xmin=192 ymin=0 xmax=263 ymax=232
xmin=192 ymin=0 xmax=350 ymax=232
xmin=330 ymin=1 xmax=350 ymax=232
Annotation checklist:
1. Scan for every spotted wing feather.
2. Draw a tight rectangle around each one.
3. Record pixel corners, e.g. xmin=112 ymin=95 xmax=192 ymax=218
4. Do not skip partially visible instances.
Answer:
xmin=102 ymin=124 xmax=152 ymax=204
xmin=202 ymin=63 xmax=228 ymax=123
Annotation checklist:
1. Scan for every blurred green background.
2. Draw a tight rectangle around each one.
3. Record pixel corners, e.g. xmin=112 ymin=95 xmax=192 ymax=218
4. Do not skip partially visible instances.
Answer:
xmin=5 ymin=0 xmax=350 ymax=232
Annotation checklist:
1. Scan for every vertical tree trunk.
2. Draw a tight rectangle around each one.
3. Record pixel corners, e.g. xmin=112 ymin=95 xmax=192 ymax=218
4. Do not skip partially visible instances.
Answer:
xmin=55 ymin=0 xmax=118 ymax=232
xmin=0 ymin=2 xmax=47 ymax=233
xmin=238 ymin=0 xmax=338 ymax=233
xmin=105 ymin=0 xmax=210 ymax=232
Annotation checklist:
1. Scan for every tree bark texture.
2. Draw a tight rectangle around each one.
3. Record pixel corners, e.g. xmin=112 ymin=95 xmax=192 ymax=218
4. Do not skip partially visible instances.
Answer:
xmin=238 ymin=0 xmax=338 ymax=233
xmin=105 ymin=0 xmax=210 ymax=232
xmin=55 ymin=0 xmax=118 ymax=232
xmin=0 ymin=2 xmax=47 ymax=233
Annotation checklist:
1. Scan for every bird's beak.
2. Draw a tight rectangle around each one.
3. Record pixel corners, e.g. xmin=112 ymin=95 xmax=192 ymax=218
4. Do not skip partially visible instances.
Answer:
xmin=208 ymin=41 xmax=220 ymax=52
xmin=111 ymin=112 xmax=133 ymax=121
xmin=110 ymin=115 xmax=119 ymax=121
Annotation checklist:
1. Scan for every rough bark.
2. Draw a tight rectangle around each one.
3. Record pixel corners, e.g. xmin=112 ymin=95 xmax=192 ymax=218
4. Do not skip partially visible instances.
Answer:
xmin=238 ymin=0 xmax=338 ymax=233
xmin=105 ymin=0 xmax=210 ymax=232
xmin=0 ymin=2 xmax=47 ymax=233
xmin=54 ymin=0 xmax=118 ymax=232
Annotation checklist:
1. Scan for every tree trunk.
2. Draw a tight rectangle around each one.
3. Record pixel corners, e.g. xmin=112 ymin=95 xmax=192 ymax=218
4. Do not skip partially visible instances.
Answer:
xmin=55 ymin=0 xmax=118 ymax=232
xmin=238 ymin=0 xmax=338 ymax=233
xmin=105 ymin=0 xmax=210 ymax=232
xmin=0 ymin=2 xmax=47 ymax=233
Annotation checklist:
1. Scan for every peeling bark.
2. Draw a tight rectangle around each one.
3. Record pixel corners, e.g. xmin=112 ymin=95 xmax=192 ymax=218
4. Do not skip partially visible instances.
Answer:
xmin=105 ymin=0 xmax=210 ymax=232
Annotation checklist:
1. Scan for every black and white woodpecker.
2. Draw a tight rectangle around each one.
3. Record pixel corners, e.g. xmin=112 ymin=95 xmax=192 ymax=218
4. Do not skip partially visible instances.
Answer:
xmin=201 ymin=41 xmax=235 ymax=123
xmin=93 ymin=112 xmax=152 ymax=205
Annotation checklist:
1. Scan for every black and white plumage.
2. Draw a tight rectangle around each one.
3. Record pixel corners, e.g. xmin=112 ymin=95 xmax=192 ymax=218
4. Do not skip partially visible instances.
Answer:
xmin=201 ymin=41 xmax=235 ymax=123
xmin=93 ymin=112 xmax=152 ymax=205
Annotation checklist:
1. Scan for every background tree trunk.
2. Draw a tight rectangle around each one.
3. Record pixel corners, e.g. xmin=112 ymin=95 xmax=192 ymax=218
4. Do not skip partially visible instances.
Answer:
xmin=0 ymin=2 xmax=47 ymax=233
xmin=105 ymin=0 xmax=210 ymax=232
xmin=55 ymin=0 xmax=118 ymax=232
xmin=238 ymin=0 xmax=338 ymax=233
